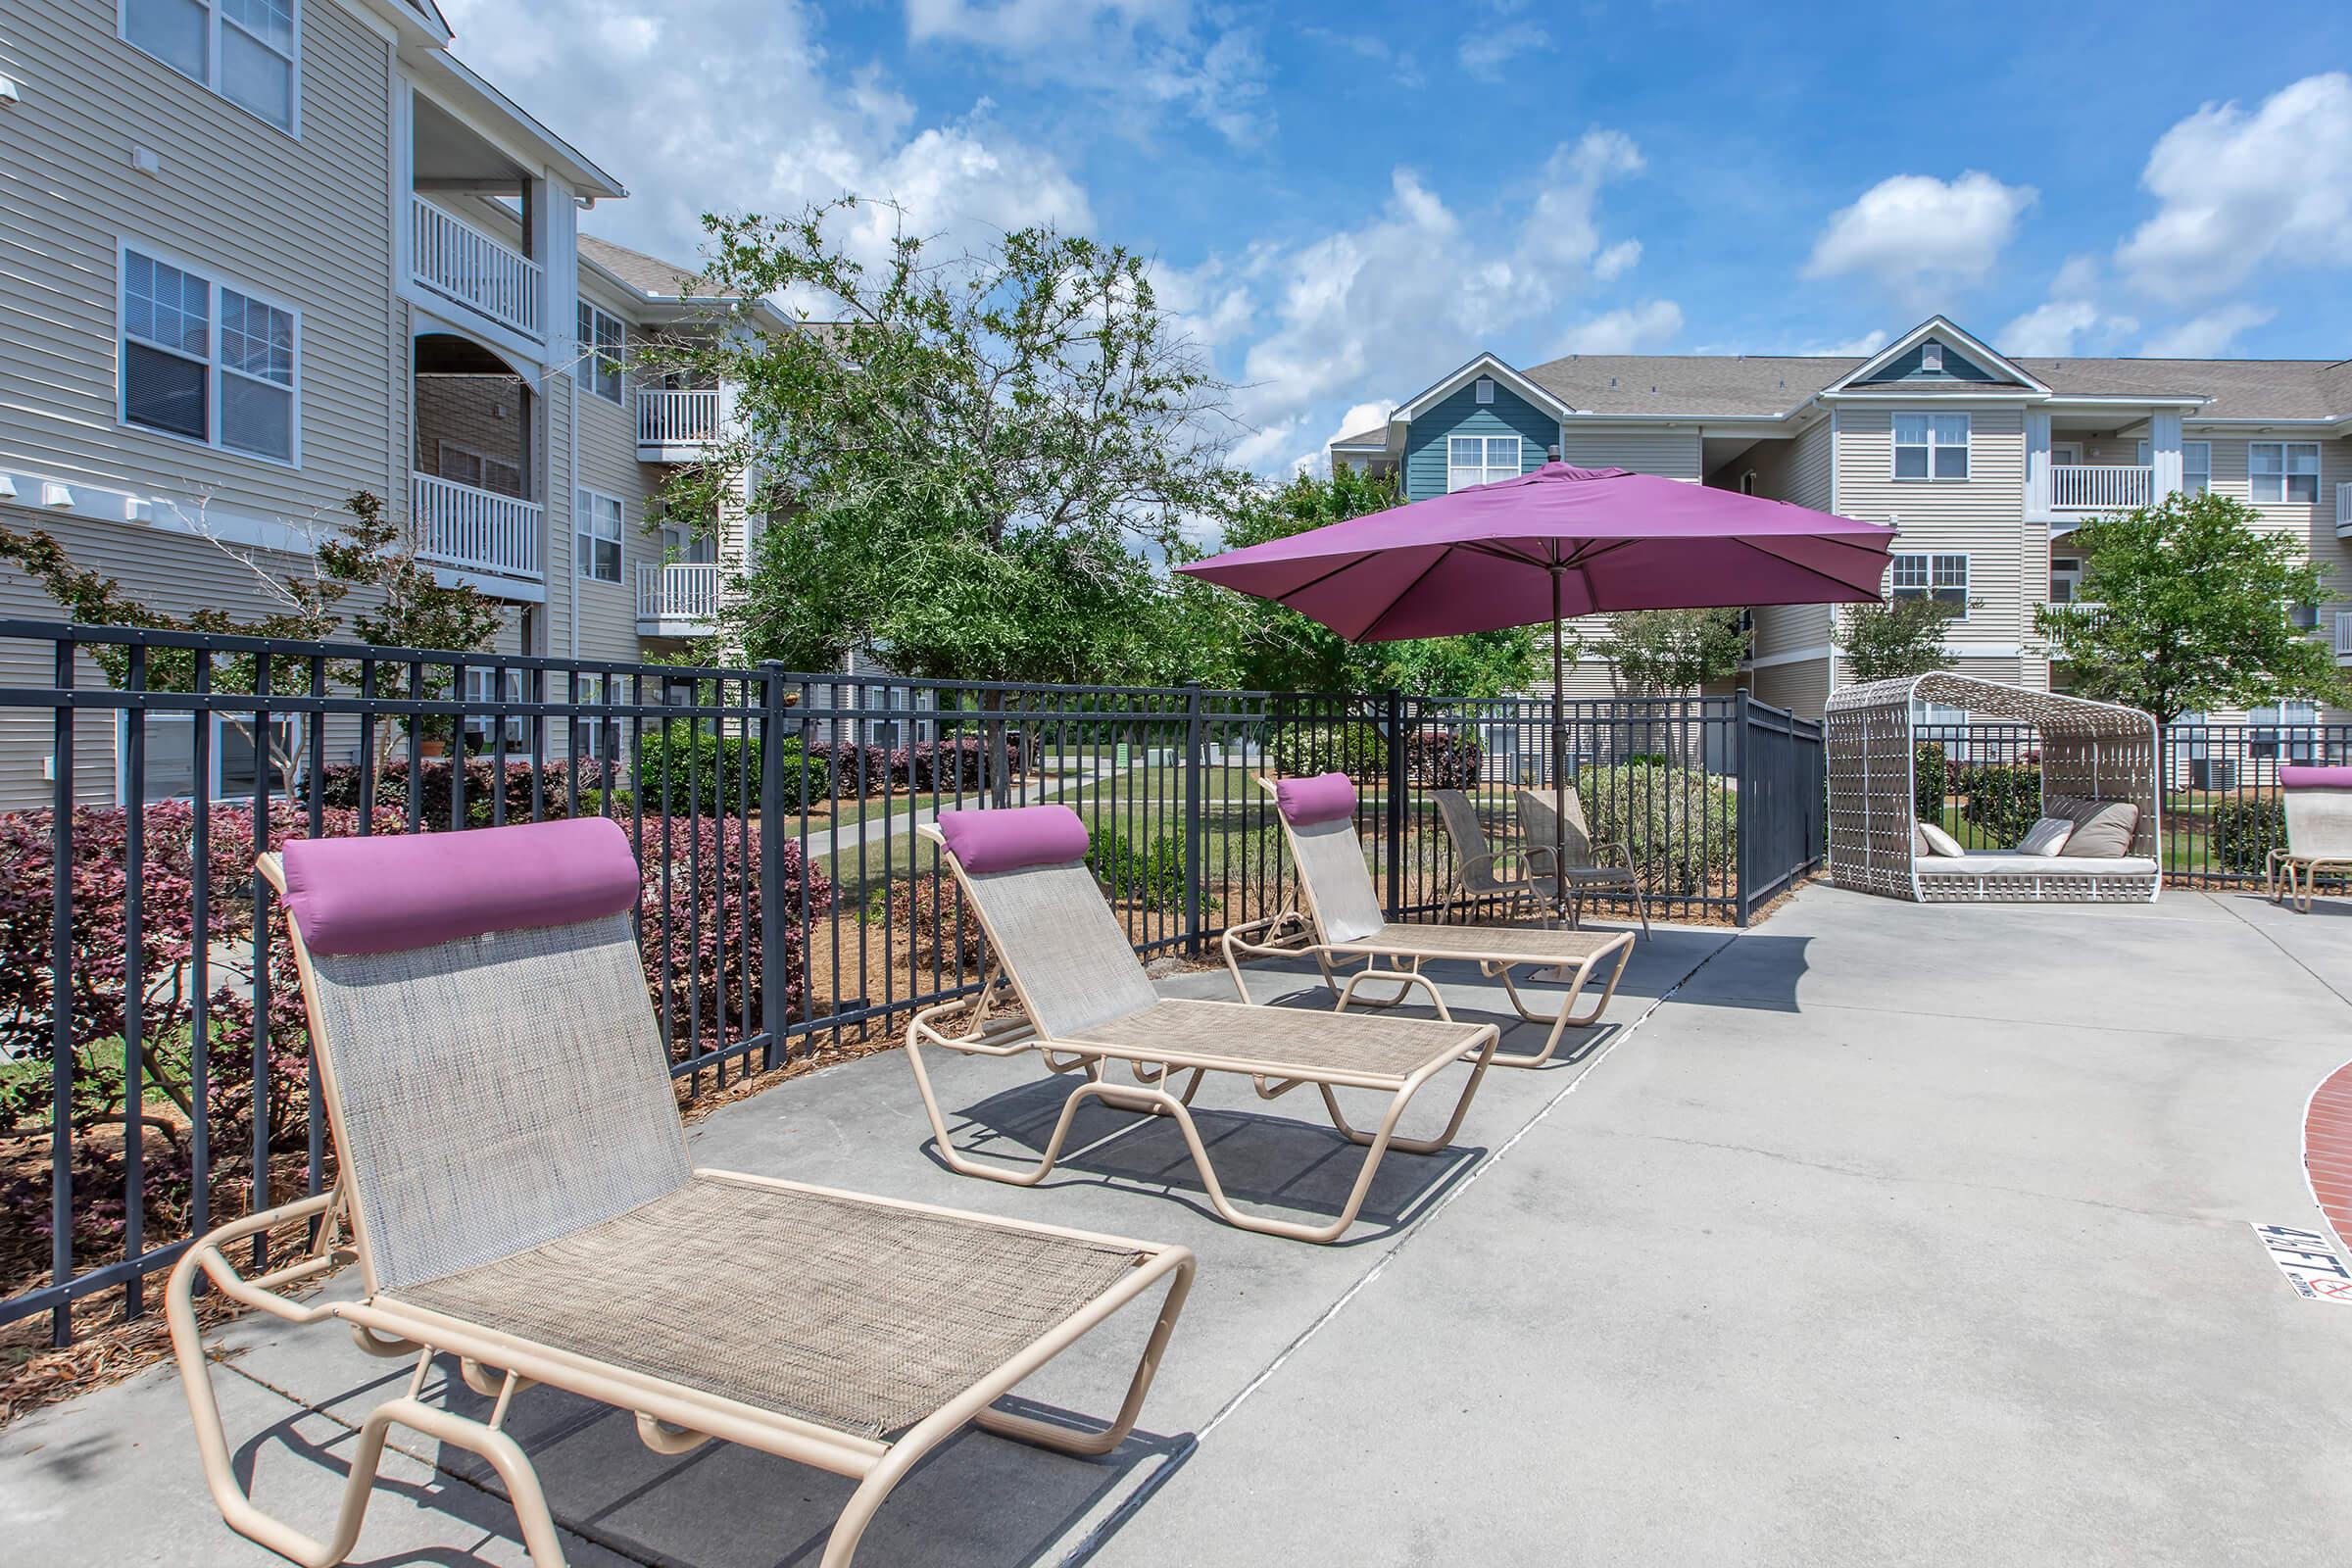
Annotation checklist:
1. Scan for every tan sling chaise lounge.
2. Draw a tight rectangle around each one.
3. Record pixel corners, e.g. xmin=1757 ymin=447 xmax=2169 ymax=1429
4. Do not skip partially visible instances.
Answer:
xmin=905 ymin=804 xmax=1499 ymax=1244
xmin=167 ymin=817 xmax=1193 ymax=1568
xmin=1226 ymin=774 xmax=1637 ymax=1068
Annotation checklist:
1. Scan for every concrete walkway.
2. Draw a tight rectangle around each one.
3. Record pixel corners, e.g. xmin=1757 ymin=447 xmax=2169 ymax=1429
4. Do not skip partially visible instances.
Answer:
xmin=7 ymin=886 xmax=2351 ymax=1566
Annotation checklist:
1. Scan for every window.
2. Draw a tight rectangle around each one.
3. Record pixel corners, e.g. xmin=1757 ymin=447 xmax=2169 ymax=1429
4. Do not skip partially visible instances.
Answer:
xmin=118 ymin=712 xmax=300 ymax=804
xmin=575 ymin=488 xmax=622 ymax=582
xmin=2049 ymin=554 xmax=2082 ymax=605
xmin=1892 ymin=413 xmax=1969 ymax=480
xmin=1474 ymin=376 xmax=1494 ymax=405
xmin=121 ymin=246 xmax=297 ymax=462
xmin=1446 ymin=434 xmax=1521 ymax=492
xmin=463 ymin=666 xmax=524 ymax=751
xmin=435 ymin=440 xmax=522 ymax=496
xmin=2250 ymin=442 xmax=2321 ymax=505
xmin=2183 ymin=440 xmax=2211 ymax=496
xmin=1888 ymin=551 xmax=1969 ymax=613
xmin=571 ymin=673 xmax=607 ymax=761
xmin=576 ymin=302 xmax=625 ymax=403
xmin=1921 ymin=342 xmax=1943 ymax=372
xmin=2250 ymin=700 xmax=2321 ymax=762
xmin=122 ymin=0 xmax=298 ymax=131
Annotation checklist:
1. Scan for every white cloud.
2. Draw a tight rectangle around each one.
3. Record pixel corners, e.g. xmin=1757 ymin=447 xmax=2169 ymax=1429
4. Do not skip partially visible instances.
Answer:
xmin=1458 ymin=22 xmax=1551 ymax=81
xmin=1592 ymin=238 xmax=1642 ymax=282
xmin=1325 ymin=401 xmax=1393 ymax=447
xmin=1997 ymin=255 xmax=2136 ymax=356
xmin=1804 ymin=172 xmax=2037 ymax=304
xmin=2116 ymin=73 xmax=2352 ymax=303
xmin=1554 ymin=301 xmax=1684 ymax=355
xmin=439 ymin=1 xmax=1092 ymax=280
xmin=1812 ymin=329 xmax=1888 ymax=358
xmin=2142 ymin=303 xmax=2276 ymax=358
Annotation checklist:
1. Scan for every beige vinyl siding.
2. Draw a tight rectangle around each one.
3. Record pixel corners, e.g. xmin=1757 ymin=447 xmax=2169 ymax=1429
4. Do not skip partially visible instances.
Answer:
xmin=1748 ymin=603 xmax=1832 ymax=662
xmin=1751 ymin=657 xmax=1828 ymax=719
xmin=570 ymin=276 xmax=663 ymax=662
xmin=1557 ymin=428 xmax=1701 ymax=480
xmin=0 ymin=1 xmax=400 ymax=520
xmin=1834 ymin=405 xmax=2030 ymax=653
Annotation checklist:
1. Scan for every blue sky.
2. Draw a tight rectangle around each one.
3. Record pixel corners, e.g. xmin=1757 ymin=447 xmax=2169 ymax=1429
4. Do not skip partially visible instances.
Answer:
xmin=445 ymin=0 xmax=2352 ymax=469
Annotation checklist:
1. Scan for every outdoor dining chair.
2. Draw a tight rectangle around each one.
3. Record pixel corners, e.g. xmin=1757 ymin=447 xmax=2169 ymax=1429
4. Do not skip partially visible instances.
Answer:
xmin=906 ymin=803 xmax=1499 ymax=1243
xmin=1516 ymin=785 xmax=1652 ymax=938
xmin=1430 ymin=787 xmax=1552 ymax=923
xmin=1226 ymin=773 xmax=1636 ymax=1068
xmin=166 ymin=816 xmax=1194 ymax=1568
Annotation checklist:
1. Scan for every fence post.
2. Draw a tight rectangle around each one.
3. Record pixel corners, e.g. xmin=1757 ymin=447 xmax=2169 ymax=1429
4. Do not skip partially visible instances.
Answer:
xmin=1183 ymin=681 xmax=1204 ymax=955
xmin=1734 ymin=688 xmax=1753 ymax=927
xmin=758 ymin=661 xmax=788 ymax=1070
xmin=1384 ymin=688 xmax=1406 ymax=918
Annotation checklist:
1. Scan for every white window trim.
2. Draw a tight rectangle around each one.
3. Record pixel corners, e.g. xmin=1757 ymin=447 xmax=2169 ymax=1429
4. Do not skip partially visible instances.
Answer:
xmin=575 ymin=485 xmax=624 ymax=584
xmin=117 ymin=236 xmax=302 ymax=467
xmin=2249 ymin=440 xmax=2322 ymax=506
xmin=576 ymin=301 xmax=627 ymax=404
xmin=116 ymin=710 xmax=304 ymax=805
xmin=119 ymin=0 xmax=302 ymax=136
xmin=1446 ymin=434 xmax=1521 ymax=493
xmin=1891 ymin=411 xmax=1970 ymax=482
xmin=1474 ymin=376 xmax=1494 ymax=405
xmin=1888 ymin=550 xmax=1971 ymax=619
xmin=1921 ymin=342 xmax=1943 ymax=372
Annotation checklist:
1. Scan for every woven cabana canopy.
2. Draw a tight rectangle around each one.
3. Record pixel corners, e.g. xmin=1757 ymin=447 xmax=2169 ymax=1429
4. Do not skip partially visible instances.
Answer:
xmin=1825 ymin=673 xmax=2161 ymax=904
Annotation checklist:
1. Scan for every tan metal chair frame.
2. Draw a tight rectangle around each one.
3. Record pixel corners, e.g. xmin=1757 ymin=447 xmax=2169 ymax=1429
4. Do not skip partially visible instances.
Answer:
xmin=906 ymin=824 xmax=1500 ymax=1244
xmin=167 ymin=854 xmax=1195 ymax=1568
xmin=1513 ymin=787 xmax=1652 ymax=938
xmin=1226 ymin=778 xmax=1636 ymax=1069
xmin=2270 ymin=849 xmax=2352 ymax=913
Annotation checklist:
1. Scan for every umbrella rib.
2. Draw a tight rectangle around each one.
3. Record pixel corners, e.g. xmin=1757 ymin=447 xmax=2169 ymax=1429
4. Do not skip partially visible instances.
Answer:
xmin=1725 ymin=533 xmax=1891 ymax=596
xmin=1357 ymin=549 xmax=1461 ymax=642
xmin=1255 ymin=551 xmax=1382 ymax=605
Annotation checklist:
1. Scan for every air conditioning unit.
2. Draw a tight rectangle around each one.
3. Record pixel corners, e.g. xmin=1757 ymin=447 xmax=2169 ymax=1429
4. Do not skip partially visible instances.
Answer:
xmin=2190 ymin=758 xmax=2237 ymax=792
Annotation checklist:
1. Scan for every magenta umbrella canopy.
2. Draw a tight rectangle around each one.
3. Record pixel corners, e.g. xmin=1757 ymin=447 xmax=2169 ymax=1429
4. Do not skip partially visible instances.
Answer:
xmin=1179 ymin=463 xmax=1895 ymax=641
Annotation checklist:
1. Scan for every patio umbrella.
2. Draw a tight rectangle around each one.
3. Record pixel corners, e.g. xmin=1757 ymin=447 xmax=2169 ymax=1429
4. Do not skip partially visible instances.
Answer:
xmin=1178 ymin=462 xmax=1897 ymax=919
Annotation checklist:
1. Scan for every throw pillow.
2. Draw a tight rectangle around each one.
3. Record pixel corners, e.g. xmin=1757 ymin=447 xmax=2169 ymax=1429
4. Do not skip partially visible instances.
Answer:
xmin=2057 ymin=800 xmax=2138 ymax=858
xmin=2016 ymin=816 xmax=2076 ymax=856
xmin=1918 ymin=821 xmax=1966 ymax=858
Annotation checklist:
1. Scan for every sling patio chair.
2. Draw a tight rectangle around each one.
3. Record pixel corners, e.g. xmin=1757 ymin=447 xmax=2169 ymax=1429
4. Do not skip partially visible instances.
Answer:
xmin=1430 ymin=787 xmax=1554 ymax=923
xmin=2270 ymin=765 xmax=2352 ymax=912
xmin=1515 ymin=786 xmax=1651 ymax=938
xmin=167 ymin=816 xmax=1194 ymax=1568
xmin=1225 ymin=773 xmax=1637 ymax=1069
xmin=904 ymin=804 xmax=1500 ymax=1244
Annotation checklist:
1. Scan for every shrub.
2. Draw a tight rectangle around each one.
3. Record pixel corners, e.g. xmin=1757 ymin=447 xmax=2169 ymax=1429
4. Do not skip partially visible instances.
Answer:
xmin=2207 ymin=797 xmax=2285 ymax=875
xmin=1090 ymin=827 xmax=1190 ymax=910
xmin=579 ymin=787 xmax=635 ymax=818
xmin=1271 ymin=721 xmax=1387 ymax=784
xmin=1957 ymin=763 xmax=2043 ymax=846
xmin=866 ymin=876 xmax=983 ymax=966
xmin=1403 ymin=728 xmax=1483 ymax=789
xmin=635 ymin=725 xmax=827 ymax=815
xmin=1913 ymin=742 xmax=1949 ymax=824
xmin=1576 ymin=762 xmax=1737 ymax=896
xmin=311 ymin=757 xmax=614 ymax=827
xmin=807 ymin=735 xmax=1023 ymax=799
xmin=629 ymin=815 xmax=829 ymax=1052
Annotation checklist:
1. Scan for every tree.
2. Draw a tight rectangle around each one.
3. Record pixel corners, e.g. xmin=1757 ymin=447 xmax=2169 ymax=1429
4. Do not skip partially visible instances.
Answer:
xmin=674 ymin=201 xmax=1252 ymax=686
xmin=1837 ymin=596 xmax=1965 ymax=684
xmin=1198 ymin=466 xmax=1540 ymax=698
xmin=2034 ymin=491 xmax=2343 ymax=723
xmin=1605 ymin=609 xmax=1749 ymax=694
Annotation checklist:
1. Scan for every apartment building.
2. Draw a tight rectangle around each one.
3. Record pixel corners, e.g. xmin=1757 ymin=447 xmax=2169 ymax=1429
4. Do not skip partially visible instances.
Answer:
xmin=1333 ymin=317 xmax=2352 ymax=729
xmin=0 ymin=0 xmax=771 ymax=808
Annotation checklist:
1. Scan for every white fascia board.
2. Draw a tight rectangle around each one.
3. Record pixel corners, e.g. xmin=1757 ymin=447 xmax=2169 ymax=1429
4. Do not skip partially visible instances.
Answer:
xmin=1831 ymin=315 xmax=2050 ymax=395
xmin=1396 ymin=353 xmax=1577 ymax=423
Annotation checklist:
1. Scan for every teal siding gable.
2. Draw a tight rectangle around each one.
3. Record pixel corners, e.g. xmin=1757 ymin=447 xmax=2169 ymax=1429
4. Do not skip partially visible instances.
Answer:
xmin=1856 ymin=338 xmax=2007 ymax=385
xmin=1401 ymin=379 xmax=1555 ymax=500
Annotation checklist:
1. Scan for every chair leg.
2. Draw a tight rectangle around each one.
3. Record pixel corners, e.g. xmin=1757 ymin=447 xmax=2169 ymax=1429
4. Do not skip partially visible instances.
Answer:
xmin=1487 ymin=937 xmax=1635 ymax=1068
xmin=1316 ymin=1026 xmax=1496 ymax=1152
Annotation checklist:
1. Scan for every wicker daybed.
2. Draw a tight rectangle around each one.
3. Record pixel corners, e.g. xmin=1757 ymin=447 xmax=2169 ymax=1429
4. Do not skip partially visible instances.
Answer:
xmin=1826 ymin=673 xmax=2161 ymax=904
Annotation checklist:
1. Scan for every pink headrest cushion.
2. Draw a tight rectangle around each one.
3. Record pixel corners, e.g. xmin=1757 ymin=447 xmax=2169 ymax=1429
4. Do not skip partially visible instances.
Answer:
xmin=2280 ymin=765 xmax=2352 ymax=790
xmin=935 ymin=804 xmax=1090 ymax=873
xmin=1276 ymin=772 xmax=1357 ymax=826
xmin=279 ymin=817 xmax=641 ymax=956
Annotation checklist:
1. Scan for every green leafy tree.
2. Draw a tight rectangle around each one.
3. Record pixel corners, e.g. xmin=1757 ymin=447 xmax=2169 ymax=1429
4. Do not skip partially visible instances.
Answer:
xmin=673 ymin=201 xmax=1251 ymax=687
xmin=1837 ymin=597 xmax=1965 ymax=685
xmin=1605 ymin=608 xmax=1749 ymax=694
xmin=2033 ymin=491 xmax=2342 ymax=724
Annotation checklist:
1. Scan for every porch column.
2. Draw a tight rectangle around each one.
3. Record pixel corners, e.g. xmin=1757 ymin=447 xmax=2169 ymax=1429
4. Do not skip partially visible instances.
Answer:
xmin=2024 ymin=410 xmax=2053 ymax=520
xmin=2148 ymin=411 xmax=2184 ymax=500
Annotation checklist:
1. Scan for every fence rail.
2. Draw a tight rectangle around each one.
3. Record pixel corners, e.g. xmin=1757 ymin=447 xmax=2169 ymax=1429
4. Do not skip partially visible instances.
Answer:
xmin=0 ymin=622 xmax=1823 ymax=1347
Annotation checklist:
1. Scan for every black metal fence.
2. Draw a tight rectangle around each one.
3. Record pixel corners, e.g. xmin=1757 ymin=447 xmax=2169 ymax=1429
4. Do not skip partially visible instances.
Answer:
xmin=0 ymin=621 xmax=1824 ymax=1346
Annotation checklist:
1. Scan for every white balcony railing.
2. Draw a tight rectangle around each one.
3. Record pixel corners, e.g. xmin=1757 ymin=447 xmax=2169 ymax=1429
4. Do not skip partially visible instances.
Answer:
xmin=638 ymin=563 xmax=723 ymax=627
xmin=2338 ymin=481 xmax=2352 ymax=535
xmin=2335 ymin=611 xmax=2352 ymax=659
xmin=637 ymin=388 xmax=722 ymax=457
xmin=410 ymin=194 xmax=544 ymax=339
xmin=2051 ymin=464 xmax=2153 ymax=513
xmin=413 ymin=472 xmax=543 ymax=580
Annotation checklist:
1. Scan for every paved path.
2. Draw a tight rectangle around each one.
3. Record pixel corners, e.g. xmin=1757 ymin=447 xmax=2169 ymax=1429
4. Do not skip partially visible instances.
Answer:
xmin=8 ymin=885 xmax=2352 ymax=1566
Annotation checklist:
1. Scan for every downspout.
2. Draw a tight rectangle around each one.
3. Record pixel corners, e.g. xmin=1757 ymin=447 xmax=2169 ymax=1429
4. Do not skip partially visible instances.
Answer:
xmin=567 ymin=357 xmax=579 ymax=662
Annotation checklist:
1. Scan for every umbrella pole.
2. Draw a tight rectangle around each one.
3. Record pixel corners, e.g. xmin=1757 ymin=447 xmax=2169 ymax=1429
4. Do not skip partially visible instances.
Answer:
xmin=1550 ymin=565 xmax=1569 ymax=927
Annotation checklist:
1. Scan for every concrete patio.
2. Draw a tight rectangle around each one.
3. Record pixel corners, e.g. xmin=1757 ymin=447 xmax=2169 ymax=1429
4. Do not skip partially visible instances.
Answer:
xmin=7 ymin=883 xmax=2351 ymax=1566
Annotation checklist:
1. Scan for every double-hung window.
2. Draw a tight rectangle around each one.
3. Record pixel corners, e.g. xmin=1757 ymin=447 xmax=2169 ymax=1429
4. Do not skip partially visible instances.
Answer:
xmin=122 ymin=0 xmax=298 ymax=131
xmin=577 ymin=303 xmax=625 ymax=403
xmin=463 ymin=666 xmax=525 ymax=751
xmin=1888 ymin=551 xmax=1969 ymax=614
xmin=2250 ymin=700 xmax=2321 ymax=762
xmin=2135 ymin=438 xmax=2212 ymax=496
xmin=2250 ymin=442 xmax=2321 ymax=505
xmin=117 ymin=711 xmax=301 ymax=805
xmin=122 ymin=246 xmax=297 ymax=462
xmin=576 ymin=488 xmax=623 ymax=583
xmin=1446 ymin=434 xmax=1521 ymax=492
xmin=1892 ymin=413 xmax=1969 ymax=480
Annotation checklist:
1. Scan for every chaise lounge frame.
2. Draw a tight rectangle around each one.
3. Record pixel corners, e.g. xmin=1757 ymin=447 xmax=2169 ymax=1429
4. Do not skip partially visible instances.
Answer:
xmin=168 ymin=838 xmax=1194 ymax=1568
xmin=2268 ymin=767 xmax=2352 ymax=912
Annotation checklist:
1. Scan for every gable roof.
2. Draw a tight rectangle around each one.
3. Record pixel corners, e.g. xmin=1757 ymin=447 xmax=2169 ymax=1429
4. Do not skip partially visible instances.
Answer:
xmin=1522 ymin=354 xmax=1855 ymax=417
xmin=1331 ymin=425 xmax=1389 ymax=450
xmin=1397 ymin=352 xmax=1578 ymax=422
xmin=2017 ymin=357 xmax=2352 ymax=419
xmin=1829 ymin=317 xmax=2046 ymax=395
xmin=579 ymin=235 xmax=703 ymax=299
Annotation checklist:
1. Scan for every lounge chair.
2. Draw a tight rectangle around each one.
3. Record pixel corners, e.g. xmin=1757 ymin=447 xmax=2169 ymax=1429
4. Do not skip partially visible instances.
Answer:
xmin=1430 ymin=787 xmax=1550 ymax=922
xmin=1225 ymin=774 xmax=1637 ymax=1068
xmin=2271 ymin=765 xmax=2352 ymax=911
xmin=1515 ymin=786 xmax=1651 ymax=938
xmin=167 ymin=817 xmax=1193 ymax=1568
xmin=906 ymin=804 xmax=1499 ymax=1244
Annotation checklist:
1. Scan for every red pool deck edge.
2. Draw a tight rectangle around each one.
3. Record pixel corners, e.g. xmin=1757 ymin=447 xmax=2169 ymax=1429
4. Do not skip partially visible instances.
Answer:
xmin=2305 ymin=1059 xmax=2352 ymax=1252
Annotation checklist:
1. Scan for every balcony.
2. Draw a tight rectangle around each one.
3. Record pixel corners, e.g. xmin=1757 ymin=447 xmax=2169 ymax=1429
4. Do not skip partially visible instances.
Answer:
xmin=638 ymin=388 xmax=722 ymax=463
xmin=2051 ymin=465 xmax=2152 ymax=514
xmin=2334 ymin=611 xmax=2352 ymax=662
xmin=638 ymin=562 xmax=724 ymax=637
xmin=413 ymin=472 xmax=543 ymax=582
xmin=2337 ymin=482 xmax=2352 ymax=538
xmin=410 ymin=195 xmax=544 ymax=341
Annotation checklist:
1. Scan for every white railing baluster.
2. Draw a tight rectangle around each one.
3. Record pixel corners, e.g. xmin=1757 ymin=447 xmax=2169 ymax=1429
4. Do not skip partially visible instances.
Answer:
xmin=410 ymin=195 xmax=545 ymax=339
xmin=636 ymin=388 xmax=722 ymax=452
xmin=2051 ymin=464 xmax=2154 ymax=513
xmin=636 ymin=562 xmax=724 ymax=624
xmin=412 ymin=472 xmax=544 ymax=580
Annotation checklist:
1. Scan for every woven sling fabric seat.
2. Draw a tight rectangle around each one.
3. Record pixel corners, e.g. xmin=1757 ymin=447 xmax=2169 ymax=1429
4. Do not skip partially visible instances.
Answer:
xmin=165 ymin=818 xmax=1192 ymax=1568
xmin=2270 ymin=766 xmax=2352 ymax=912
xmin=906 ymin=805 xmax=1501 ymax=1244
xmin=1223 ymin=774 xmax=1636 ymax=1068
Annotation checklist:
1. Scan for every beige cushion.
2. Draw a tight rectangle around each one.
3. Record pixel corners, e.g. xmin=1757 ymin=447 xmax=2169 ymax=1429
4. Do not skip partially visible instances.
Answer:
xmin=1931 ymin=852 xmax=2158 ymax=877
xmin=1918 ymin=821 xmax=1965 ymax=858
xmin=1912 ymin=820 xmax=1929 ymax=856
xmin=2016 ymin=816 xmax=2076 ymax=856
xmin=2056 ymin=799 xmax=2138 ymax=858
